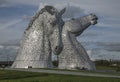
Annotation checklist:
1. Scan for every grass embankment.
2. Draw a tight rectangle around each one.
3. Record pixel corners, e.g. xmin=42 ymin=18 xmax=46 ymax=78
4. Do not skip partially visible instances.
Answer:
xmin=0 ymin=69 xmax=120 ymax=82
xmin=96 ymin=66 xmax=118 ymax=70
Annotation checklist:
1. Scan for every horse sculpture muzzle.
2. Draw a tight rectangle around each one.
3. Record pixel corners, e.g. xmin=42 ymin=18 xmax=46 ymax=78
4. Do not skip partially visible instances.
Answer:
xmin=52 ymin=28 xmax=63 ymax=55
xmin=89 ymin=13 xmax=98 ymax=25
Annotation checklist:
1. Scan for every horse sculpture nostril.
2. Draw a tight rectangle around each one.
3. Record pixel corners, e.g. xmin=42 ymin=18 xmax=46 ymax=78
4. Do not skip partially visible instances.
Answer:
xmin=54 ymin=46 xmax=61 ymax=55
xmin=91 ymin=16 xmax=98 ymax=20
xmin=94 ymin=21 xmax=97 ymax=24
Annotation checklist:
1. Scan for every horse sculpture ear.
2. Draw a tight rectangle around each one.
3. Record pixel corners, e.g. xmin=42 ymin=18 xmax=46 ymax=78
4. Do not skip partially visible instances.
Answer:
xmin=59 ymin=8 xmax=66 ymax=16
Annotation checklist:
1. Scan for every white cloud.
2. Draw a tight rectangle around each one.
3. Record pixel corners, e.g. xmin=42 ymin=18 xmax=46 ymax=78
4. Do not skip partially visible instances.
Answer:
xmin=0 ymin=19 xmax=23 ymax=30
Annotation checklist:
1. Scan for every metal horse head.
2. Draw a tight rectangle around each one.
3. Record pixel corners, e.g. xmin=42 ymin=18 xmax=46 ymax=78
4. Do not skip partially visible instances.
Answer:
xmin=41 ymin=6 xmax=66 ymax=55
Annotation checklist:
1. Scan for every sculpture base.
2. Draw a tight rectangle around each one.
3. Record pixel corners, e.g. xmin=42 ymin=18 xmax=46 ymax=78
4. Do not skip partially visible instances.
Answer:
xmin=58 ymin=58 xmax=96 ymax=70
xmin=11 ymin=60 xmax=53 ymax=68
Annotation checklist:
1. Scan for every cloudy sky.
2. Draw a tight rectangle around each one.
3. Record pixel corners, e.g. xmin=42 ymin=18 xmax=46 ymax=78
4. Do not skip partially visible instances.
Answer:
xmin=0 ymin=0 xmax=120 ymax=60
xmin=0 ymin=0 xmax=120 ymax=43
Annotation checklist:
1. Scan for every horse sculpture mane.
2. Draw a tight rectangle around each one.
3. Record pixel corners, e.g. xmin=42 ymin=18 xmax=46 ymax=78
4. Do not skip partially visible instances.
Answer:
xmin=26 ymin=6 xmax=57 ymax=31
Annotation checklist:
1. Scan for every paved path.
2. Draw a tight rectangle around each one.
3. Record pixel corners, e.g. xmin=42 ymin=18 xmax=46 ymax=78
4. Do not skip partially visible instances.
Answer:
xmin=7 ymin=68 xmax=120 ymax=78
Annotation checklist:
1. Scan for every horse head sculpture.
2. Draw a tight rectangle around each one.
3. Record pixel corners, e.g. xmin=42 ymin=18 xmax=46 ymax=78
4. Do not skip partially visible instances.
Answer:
xmin=11 ymin=6 xmax=65 ymax=68
xmin=58 ymin=13 xmax=98 ymax=70
xmin=43 ymin=6 xmax=65 ymax=55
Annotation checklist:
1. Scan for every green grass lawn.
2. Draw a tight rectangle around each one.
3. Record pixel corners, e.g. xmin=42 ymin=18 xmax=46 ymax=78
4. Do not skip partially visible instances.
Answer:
xmin=0 ymin=69 xmax=120 ymax=82
xmin=35 ymin=66 xmax=120 ymax=76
